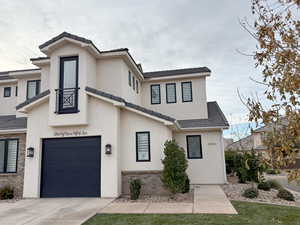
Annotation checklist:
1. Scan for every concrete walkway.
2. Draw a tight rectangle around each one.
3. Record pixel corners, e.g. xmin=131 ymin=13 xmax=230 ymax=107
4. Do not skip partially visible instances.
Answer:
xmin=0 ymin=198 xmax=114 ymax=225
xmin=100 ymin=185 xmax=237 ymax=214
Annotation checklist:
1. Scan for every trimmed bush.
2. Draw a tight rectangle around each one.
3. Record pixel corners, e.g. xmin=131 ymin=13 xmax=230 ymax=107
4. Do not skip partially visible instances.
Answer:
xmin=266 ymin=169 xmax=280 ymax=175
xmin=130 ymin=179 xmax=142 ymax=200
xmin=267 ymin=179 xmax=282 ymax=190
xmin=161 ymin=140 xmax=189 ymax=194
xmin=0 ymin=186 xmax=14 ymax=200
xmin=242 ymin=187 xmax=259 ymax=199
xmin=277 ymin=189 xmax=295 ymax=201
xmin=182 ymin=177 xmax=190 ymax=194
xmin=257 ymin=181 xmax=271 ymax=191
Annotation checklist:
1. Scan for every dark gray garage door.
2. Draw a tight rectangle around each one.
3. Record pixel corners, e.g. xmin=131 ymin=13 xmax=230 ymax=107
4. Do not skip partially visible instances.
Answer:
xmin=41 ymin=136 xmax=101 ymax=197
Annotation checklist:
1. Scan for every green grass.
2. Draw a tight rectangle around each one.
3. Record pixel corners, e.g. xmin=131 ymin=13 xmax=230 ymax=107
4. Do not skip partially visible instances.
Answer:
xmin=83 ymin=201 xmax=300 ymax=225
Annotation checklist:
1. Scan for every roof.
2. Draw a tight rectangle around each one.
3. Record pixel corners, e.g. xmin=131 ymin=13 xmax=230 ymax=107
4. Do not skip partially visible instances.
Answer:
xmin=143 ymin=67 xmax=211 ymax=78
xmin=16 ymin=90 xmax=50 ymax=110
xmin=177 ymin=102 xmax=229 ymax=128
xmin=85 ymin=87 xmax=175 ymax=122
xmin=0 ymin=115 xmax=27 ymax=130
xmin=0 ymin=68 xmax=40 ymax=78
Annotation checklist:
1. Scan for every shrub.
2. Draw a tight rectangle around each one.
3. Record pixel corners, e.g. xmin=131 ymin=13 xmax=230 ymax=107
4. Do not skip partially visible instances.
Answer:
xmin=242 ymin=187 xmax=259 ymax=199
xmin=182 ymin=177 xmax=190 ymax=194
xmin=267 ymin=179 xmax=282 ymax=190
xmin=0 ymin=186 xmax=14 ymax=200
xmin=257 ymin=181 xmax=271 ymax=191
xmin=129 ymin=179 xmax=142 ymax=200
xmin=161 ymin=140 xmax=189 ymax=194
xmin=266 ymin=169 xmax=280 ymax=175
xmin=277 ymin=189 xmax=295 ymax=201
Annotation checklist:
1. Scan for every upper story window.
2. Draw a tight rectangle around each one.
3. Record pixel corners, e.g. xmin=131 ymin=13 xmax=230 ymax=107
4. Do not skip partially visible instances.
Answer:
xmin=136 ymin=132 xmax=150 ymax=162
xmin=181 ymin=81 xmax=193 ymax=102
xmin=186 ymin=135 xmax=202 ymax=159
xmin=133 ymin=76 xmax=135 ymax=90
xmin=3 ymin=87 xmax=11 ymax=98
xmin=0 ymin=139 xmax=18 ymax=173
xmin=128 ymin=71 xmax=131 ymax=86
xmin=27 ymin=80 xmax=40 ymax=100
xmin=151 ymin=84 xmax=161 ymax=104
xmin=136 ymin=80 xmax=139 ymax=94
xmin=166 ymin=83 xmax=176 ymax=104
xmin=56 ymin=56 xmax=79 ymax=114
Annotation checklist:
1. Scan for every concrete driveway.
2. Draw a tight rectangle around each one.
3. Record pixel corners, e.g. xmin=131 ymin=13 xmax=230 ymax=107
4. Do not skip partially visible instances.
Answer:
xmin=0 ymin=198 xmax=114 ymax=225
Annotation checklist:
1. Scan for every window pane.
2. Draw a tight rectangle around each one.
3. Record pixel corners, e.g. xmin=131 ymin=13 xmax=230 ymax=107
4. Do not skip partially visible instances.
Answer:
xmin=166 ymin=84 xmax=176 ymax=103
xmin=128 ymin=71 xmax=131 ymax=86
xmin=133 ymin=77 xmax=135 ymax=90
xmin=27 ymin=81 xmax=37 ymax=99
xmin=136 ymin=80 xmax=139 ymax=94
xmin=151 ymin=85 xmax=160 ymax=104
xmin=0 ymin=141 xmax=5 ymax=173
xmin=187 ymin=136 xmax=202 ymax=158
xmin=4 ymin=87 xmax=11 ymax=97
xmin=63 ymin=60 xmax=77 ymax=88
xmin=137 ymin=132 xmax=150 ymax=161
xmin=6 ymin=140 xmax=18 ymax=172
xmin=182 ymin=82 xmax=192 ymax=102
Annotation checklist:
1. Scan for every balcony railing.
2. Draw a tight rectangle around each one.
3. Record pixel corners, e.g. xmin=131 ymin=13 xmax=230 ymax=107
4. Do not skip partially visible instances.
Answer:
xmin=55 ymin=87 xmax=80 ymax=114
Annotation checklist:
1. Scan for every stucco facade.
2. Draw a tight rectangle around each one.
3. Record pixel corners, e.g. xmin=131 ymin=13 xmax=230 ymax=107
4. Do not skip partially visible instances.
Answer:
xmin=0 ymin=32 xmax=229 ymax=198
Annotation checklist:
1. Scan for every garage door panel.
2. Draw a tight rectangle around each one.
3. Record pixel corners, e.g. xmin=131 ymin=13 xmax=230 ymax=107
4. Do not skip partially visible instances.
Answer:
xmin=41 ymin=137 xmax=101 ymax=198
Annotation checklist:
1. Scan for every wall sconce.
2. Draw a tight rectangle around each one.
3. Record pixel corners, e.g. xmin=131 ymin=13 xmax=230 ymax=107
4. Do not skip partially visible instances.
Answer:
xmin=105 ymin=144 xmax=112 ymax=155
xmin=27 ymin=147 xmax=34 ymax=158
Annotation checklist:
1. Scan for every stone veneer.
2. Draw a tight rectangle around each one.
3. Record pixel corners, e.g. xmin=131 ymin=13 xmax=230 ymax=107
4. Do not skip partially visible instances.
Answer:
xmin=0 ymin=133 xmax=26 ymax=198
xmin=122 ymin=170 xmax=170 ymax=196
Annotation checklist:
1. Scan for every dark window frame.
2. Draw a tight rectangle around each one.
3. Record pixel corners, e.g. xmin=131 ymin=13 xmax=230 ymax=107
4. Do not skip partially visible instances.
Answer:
xmin=3 ymin=87 xmax=11 ymax=98
xmin=0 ymin=139 xmax=19 ymax=174
xmin=15 ymin=86 xmax=18 ymax=96
xmin=186 ymin=135 xmax=203 ymax=159
xmin=150 ymin=84 xmax=161 ymax=104
xmin=58 ymin=56 xmax=79 ymax=114
xmin=136 ymin=80 xmax=139 ymax=94
xmin=133 ymin=76 xmax=135 ymax=90
xmin=128 ymin=71 xmax=132 ymax=87
xmin=166 ymin=83 xmax=177 ymax=104
xmin=26 ymin=80 xmax=41 ymax=100
xmin=136 ymin=131 xmax=151 ymax=162
xmin=181 ymin=81 xmax=193 ymax=102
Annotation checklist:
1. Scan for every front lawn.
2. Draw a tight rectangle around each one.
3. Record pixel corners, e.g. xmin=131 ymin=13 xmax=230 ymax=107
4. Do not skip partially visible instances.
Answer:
xmin=83 ymin=201 xmax=300 ymax=225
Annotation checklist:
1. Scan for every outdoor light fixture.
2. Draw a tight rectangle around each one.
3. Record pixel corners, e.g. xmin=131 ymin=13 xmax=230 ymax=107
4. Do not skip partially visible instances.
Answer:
xmin=105 ymin=144 xmax=112 ymax=155
xmin=27 ymin=147 xmax=34 ymax=158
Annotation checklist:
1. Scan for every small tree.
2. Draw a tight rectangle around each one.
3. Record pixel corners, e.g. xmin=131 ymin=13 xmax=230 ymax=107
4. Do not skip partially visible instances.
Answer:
xmin=161 ymin=140 xmax=189 ymax=194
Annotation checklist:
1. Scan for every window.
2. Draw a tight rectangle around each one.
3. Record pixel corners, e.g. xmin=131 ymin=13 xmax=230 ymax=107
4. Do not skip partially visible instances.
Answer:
xmin=3 ymin=87 xmax=11 ymax=97
xmin=186 ymin=135 xmax=202 ymax=159
xmin=136 ymin=80 xmax=139 ymax=94
xmin=27 ymin=80 xmax=40 ymax=100
xmin=151 ymin=84 xmax=161 ymax=104
xmin=0 ymin=139 xmax=18 ymax=173
xmin=128 ymin=71 xmax=131 ymax=86
xmin=181 ymin=81 xmax=193 ymax=102
xmin=166 ymin=83 xmax=176 ymax=103
xmin=15 ymin=86 xmax=18 ymax=96
xmin=136 ymin=132 xmax=150 ymax=161
xmin=133 ymin=76 xmax=135 ymax=90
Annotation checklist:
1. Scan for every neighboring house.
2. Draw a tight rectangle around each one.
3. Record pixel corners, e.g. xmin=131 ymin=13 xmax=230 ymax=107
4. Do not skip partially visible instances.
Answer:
xmin=223 ymin=138 xmax=233 ymax=149
xmin=0 ymin=32 xmax=229 ymax=198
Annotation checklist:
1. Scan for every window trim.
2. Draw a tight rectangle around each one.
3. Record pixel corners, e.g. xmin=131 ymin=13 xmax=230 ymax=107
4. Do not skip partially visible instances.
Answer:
xmin=150 ymin=84 xmax=161 ymax=105
xmin=0 ymin=139 xmax=19 ymax=174
xmin=186 ymin=135 xmax=203 ymax=159
xmin=3 ymin=87 xmax=11 ymax=98
xmin=166 ymin=83 xmax=177 ymax=104
xmin=181 ymin=81 xmax=193 ymax=102
xmin=128 ymin=71 xmax=132 ymax=87
xmin=136 ymin=131 xmax=151 ymax=162
xmin=26 ymin=80 xmax=41 ymax=100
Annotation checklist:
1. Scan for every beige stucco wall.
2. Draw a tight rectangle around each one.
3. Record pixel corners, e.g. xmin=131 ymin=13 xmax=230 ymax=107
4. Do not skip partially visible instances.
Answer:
xmin=173 ymin=130 xmax=227 ymax=184
xmin=0 ymin=82 xmax=17 ymax=115
xmin=141 ymin=77 xmax=208 ymax=120
xmin=120 ymin=109 xmax=172 ymax=171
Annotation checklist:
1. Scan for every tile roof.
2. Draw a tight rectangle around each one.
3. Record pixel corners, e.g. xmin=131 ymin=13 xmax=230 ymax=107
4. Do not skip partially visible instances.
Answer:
xmin=16 ymin=90 xmax=50 ymax=110
xmin=177 ymin=102 xmax=229 ymax=128
xmin=85 ymin=87 xmax=175 ymax=122
xmin=0 ymin=115 xmax=27 ymax=130
xmin=143 ymin=67 xmax=211 ymax=78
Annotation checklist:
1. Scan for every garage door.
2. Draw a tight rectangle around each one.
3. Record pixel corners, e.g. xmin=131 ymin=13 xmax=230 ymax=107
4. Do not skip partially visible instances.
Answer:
xmin=41 ymin=137 xmax=101 ymax=197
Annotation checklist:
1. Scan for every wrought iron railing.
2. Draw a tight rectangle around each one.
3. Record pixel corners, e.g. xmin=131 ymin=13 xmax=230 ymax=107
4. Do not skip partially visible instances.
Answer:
xmin=55 ymin=87 xmax=80 ymax=114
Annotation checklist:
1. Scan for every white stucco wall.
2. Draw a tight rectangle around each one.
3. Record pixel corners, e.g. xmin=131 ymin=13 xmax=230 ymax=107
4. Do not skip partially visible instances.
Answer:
xmin=0 ymin=82 xmax=17 ymax=115
xmin=173 ymin=130 xmax=227 ymax=184
xmin=120 ymin=109 xmax=172 ymax=171
xmin=141 ymin=77 xmax=208 ymax=120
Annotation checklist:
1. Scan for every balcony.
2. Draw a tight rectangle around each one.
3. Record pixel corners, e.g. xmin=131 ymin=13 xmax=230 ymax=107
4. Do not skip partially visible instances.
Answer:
xmin=55 ymin=87 xmax=80 ymax=114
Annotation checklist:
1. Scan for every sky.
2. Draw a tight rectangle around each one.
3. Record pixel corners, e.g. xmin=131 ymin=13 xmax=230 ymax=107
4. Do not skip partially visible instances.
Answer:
xmin=0 ymin=0 xmax=267 ymax=139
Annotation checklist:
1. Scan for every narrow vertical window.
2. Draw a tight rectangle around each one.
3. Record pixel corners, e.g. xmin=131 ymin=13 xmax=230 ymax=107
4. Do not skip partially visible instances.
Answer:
xmin=150 ymin=84 xmax=161 ymax=104
xmin=27 ymin=80 xmax=40 ymax=99
xmin=181 ymin=81 xmax=193 ymax=102
xmin=15 ymin=86 xmax=18 ymax=96
xmin=136 ymin=80 xmax=139 ymax=94
xmin=133 ymin=76 xmax=135 ymax=90
xmin=186 ymin=135 xmax=202 ymax=159
xmin=136 ymin=132 xmax=150 ymax=162
xmin=3 ymin=87 xmax=11 ymax=97
xmin=166 ymin=83 xmax=176 ymax=103
xmin=0 ymin=139 xmax=19 ymax=173
xmin=128 ymin=71 xmax=131 ymax=86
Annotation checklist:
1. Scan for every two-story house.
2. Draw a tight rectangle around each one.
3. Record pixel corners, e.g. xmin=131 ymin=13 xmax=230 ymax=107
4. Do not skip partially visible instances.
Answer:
xmin=0 ymin=32 xmax=229 ymax=198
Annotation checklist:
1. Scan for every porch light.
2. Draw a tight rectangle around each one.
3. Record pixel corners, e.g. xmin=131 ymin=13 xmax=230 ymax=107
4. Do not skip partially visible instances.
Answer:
xmin=105 ymin=144 xmax=112 ymax=155
xmin=27 ymin=147 xmax=34 ymax=158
